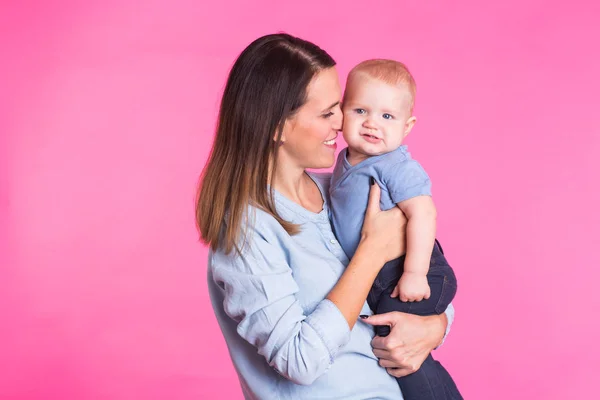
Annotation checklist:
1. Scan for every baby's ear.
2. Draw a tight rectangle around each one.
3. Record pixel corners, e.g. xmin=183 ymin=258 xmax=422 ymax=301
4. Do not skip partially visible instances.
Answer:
xmin=404 ymin=116 xmax=417 ymax=137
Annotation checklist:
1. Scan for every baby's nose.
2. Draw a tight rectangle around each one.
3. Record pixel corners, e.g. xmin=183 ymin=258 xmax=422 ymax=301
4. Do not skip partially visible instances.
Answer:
xmin=363 ymin=118 xmax=377 ymax=129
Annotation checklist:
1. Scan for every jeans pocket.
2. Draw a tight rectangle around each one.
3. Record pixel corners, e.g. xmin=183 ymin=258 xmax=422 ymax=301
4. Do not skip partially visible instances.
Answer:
xmin=434 ymin=275 xmax=457 ymax=314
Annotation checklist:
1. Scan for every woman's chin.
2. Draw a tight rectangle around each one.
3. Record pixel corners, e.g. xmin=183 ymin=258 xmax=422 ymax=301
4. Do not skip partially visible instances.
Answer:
xmin=321 ymin=160 xmax=336 ymax=170
xmin=307 ymin=157 xmax=335 ymax=170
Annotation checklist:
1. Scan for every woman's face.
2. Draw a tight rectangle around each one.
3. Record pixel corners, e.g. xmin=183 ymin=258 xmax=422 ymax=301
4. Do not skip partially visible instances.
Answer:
xmin=279 ymin=67 xmax=343 ymax=170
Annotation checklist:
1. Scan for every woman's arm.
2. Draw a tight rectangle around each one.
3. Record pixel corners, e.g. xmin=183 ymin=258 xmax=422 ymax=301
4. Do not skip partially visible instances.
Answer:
xmin=212 ymin=225 xmax=349 ymax=386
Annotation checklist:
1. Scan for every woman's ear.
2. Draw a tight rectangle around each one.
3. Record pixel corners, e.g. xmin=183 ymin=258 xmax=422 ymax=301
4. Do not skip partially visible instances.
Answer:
xmin=276 ymin=117 xmax=294 ymax=144
xmin=274 ymin=124 xmax=286 ymax=145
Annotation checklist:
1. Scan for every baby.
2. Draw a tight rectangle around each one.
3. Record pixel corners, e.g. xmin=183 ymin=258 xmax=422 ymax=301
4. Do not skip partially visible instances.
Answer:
xmin=329 ymin=59 xmax=462 ymax=400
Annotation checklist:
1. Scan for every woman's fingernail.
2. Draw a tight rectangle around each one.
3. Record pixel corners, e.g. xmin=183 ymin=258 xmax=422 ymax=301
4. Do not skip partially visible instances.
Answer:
xmin=370 ymin=177 xmax=375 ymax=185
xmin=359 ymin=315 xmax=369 ymax=319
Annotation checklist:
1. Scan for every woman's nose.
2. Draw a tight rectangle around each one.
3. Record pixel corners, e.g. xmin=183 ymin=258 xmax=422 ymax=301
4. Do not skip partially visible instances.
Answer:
xmin=333 ymin=106 xmax=343 ymax=130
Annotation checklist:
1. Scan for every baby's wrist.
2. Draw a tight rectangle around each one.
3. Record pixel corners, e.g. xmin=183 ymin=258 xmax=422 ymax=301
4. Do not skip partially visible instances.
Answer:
xmin=402 ymin=270 xmax=427 ymax=277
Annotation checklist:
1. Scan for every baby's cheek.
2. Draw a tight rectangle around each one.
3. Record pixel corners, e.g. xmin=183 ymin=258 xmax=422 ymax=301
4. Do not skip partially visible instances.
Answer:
xmin=343 ymin=120 xmax=358 ymax=135
xmin=340 ymin=118 xmax=350 ymax=131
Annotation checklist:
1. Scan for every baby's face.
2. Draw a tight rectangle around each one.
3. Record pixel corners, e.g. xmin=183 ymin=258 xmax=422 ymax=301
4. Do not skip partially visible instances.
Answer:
xmin=342 ymin=75 xmax=414 ymax=162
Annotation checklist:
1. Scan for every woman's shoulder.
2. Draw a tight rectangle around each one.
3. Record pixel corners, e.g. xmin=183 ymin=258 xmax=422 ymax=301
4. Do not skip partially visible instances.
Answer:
xmin=213 ymin=204 xmax=287 ymax=257
xmin=209 ymin=205 xmax=291 ymax=277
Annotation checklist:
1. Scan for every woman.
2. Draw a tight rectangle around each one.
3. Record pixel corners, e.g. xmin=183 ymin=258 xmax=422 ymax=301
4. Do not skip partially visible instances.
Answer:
xmin=197 ymin=33 xmax=455 ymax=399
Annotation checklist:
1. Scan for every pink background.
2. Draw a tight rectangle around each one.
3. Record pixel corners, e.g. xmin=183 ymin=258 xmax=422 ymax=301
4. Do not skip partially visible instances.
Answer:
xmin=2 ymin=1 xmax=599 ymax=399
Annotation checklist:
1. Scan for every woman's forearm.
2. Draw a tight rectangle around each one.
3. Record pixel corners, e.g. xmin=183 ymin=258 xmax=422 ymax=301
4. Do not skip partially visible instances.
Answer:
xmin=327 ymin=242 xmax=385 ymax=328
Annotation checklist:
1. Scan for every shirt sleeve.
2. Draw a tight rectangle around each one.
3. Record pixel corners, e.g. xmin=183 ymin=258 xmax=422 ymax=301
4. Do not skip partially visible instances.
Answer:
xmin=437 ymin=303 xmax=455 ymax=348
xmin=383 ymin=160 xmax=432 ymax=204
xmin=211 ymin=220 xmax=352 ymax=386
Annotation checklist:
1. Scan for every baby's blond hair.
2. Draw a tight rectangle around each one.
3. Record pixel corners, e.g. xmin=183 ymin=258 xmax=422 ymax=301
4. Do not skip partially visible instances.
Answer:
xmin=346 ymin=59 xmax=417 ymax=112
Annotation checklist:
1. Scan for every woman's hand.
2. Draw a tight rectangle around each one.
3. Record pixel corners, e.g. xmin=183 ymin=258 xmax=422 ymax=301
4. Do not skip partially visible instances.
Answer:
xmin=359 ymin=180 xmax=407 ymax=264
xmin=361 ymin=311 xmax=447 ymax=377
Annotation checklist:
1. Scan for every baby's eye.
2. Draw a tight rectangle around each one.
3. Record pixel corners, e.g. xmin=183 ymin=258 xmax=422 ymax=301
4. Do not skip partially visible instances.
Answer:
xmin=354 ymin=108 xmax=366 ymax=114
xmin=382 ymin=113 xmax=394 ymax=120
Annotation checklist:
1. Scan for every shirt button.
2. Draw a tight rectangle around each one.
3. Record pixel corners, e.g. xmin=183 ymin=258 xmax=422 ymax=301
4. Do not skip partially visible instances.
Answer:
xmin=330 ymin=239 xmax=338 ymax=244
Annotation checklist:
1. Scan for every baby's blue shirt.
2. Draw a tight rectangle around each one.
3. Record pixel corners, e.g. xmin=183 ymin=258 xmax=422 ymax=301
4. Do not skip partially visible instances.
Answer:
xmin=329 ymin=145 xmax=432 ymax=259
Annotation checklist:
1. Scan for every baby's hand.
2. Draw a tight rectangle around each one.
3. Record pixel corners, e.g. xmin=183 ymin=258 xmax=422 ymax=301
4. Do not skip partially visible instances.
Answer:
xmin=391 ymin=272 xmax=431 ymax=302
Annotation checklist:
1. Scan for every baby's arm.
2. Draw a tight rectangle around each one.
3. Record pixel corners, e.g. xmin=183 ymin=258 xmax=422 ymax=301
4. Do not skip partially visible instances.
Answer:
xmin=391 ymin=196 xmax=437 ymax=301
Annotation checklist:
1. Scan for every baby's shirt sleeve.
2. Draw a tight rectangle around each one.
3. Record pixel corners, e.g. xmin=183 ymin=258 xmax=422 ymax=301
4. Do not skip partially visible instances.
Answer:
xmin=382 ymin=159 xmax=432 ymax=204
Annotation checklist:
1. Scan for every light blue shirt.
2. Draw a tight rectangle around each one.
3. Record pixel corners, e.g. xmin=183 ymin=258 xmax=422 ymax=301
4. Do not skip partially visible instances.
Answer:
xmin=207 ymin=172 xmax=454 ymax=400
xmin=330 ymin=146 xmax=431 ymax=258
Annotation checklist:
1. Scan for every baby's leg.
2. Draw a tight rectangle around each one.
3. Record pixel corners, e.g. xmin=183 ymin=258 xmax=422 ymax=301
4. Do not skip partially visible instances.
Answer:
xmin=372 ymin=242 xmax=457 ymax=335
xmin=370 ymin=241 xmax=462 ymax=400
xmin=399 ymin=354 xmax=463 ymax=400
xmin=367 ymin=257 xmax=409 ymax=337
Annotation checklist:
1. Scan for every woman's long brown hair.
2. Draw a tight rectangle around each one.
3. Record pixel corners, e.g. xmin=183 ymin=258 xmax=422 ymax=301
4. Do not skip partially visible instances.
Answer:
xmin=196 ymin=33 xmax=336 ymax=254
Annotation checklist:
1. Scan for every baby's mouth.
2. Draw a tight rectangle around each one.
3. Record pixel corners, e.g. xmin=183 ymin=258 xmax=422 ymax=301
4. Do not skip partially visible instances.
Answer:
xmin=360 ymin=133 xmax=382 ymax=142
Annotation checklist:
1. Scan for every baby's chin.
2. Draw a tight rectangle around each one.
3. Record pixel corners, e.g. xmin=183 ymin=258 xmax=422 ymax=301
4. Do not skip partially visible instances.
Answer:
xmin=347 ymin=145 xmax=382 ymax=158
xmin=349 ymin=142 xmax=401 ymax=160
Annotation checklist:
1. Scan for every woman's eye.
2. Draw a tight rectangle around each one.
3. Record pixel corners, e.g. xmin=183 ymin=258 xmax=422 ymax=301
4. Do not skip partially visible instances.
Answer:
xmin=354 ymin=108 xmax=365 ymax=114
xmin=322 ymin=111 xmax=334 ymax=118
xmin=382 ymin=113 xmax=393 ymax=120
